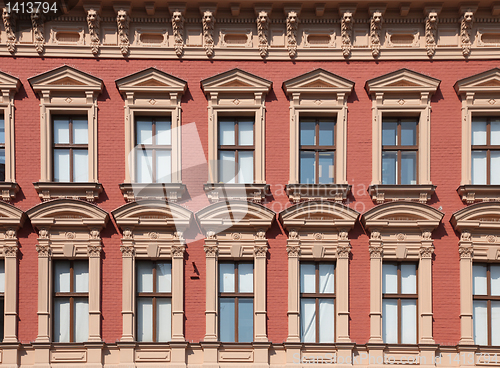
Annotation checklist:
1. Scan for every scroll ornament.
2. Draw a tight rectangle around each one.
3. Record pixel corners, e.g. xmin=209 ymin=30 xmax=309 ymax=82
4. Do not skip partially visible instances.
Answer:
xmin=460 ymin=11 xmax=473 ymax=57
xmin=425 ymin=12 xmax=438 ymax=57
xmin=31 ymin=9 xmax=44 ymax=54
xmin=2 ymin=8 xmax=16 ymax=53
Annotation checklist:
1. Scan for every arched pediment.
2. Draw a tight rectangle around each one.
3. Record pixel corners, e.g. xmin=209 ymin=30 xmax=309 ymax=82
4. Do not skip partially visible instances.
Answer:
xmin=201 ymin=68 xmax=272 ymax=94
xmin=28 ymin=65 xmax=103 ymax=94
xmin=115 ymin=67 xmax=187 ymax=95
xmin=365 ymin=68 xmax=440 ymax=95
xmin=280 ymin=201 xmax=359 ymax=230
xmin=282 ymin=68 xmax=354 ymax=96
xmin=0 ymin=201 xmax=25 ymax=228
xmin=454 ymin=68 xmax=500 ymax=95
xmin=451 ymin=202 xmax=500 ymax=232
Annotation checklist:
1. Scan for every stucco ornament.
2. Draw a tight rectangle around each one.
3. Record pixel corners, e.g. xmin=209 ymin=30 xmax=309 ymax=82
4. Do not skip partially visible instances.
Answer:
xmin=172 ymin=11 xmax=184 ymax=56
xmin=116 ymin=9 xmax=130 ymax=56
xmin=425 ymin=12 xmax=438 ymax=57
xmin=341 ymin=11 xmax=353 ymax=58
xmin=257 ymin=10 xmax=269 ymax=58
xmin=286 ymin=11 xmax=299 ymax=58
xmin=5 ymin=228 xmax=15 ymax=239
xmin=461 ymin=11 xmax=473 ymax=57
xmin=461 ymin=231 xmax=472 ymax=242
xmin=2 ymin=8 xmax=16 ymax=53
xmin=370 ymin=11 xmax=383 ymax=58
xmin=87 ymin=9 xmax=100 ymax=55
xmin=202 ymin=10 xmax=215 ymax=57
xmin=31 ymin=9 xmax=44 ymax=54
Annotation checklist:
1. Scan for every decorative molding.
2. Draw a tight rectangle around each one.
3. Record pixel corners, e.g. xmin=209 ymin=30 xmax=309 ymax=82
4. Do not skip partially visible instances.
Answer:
xmin=459 ymin=245 xmax=473 ymax=258
xmin=87 ymin=9 xmax=101 ymax=55
xmin=117 ymin=9 xmax=130 ymax=56
xmin=422 ymin=231 xmax=432 ymax=241
xmin=65 ymin=232 xmax=76 ymax=240
xmin=341 ymin=10 xmax=353 ymax=58
xmin=36 ymin=244 xmax=51 ymax=257
xmin=5 ymin=228 xmax=15 ymax=239
xmin=337 ymin=244 xmax=351 ymax=258
xmin=171 ymin=245 xmax=185 ymax=258
xmin=2 ymin=8 xmax=16 ymax=53
xmin=257 ymin=10 xmax=269 ymax=58
xmin=31 ymin=9 xmax=45 ymax=54
xmin=204 ymin=244 xmax=218 ymax=257
xmin=120 ymin=245 xmax=134 ymax=257
xmin=370 ymin=11 xmax=383 ymax=58
xmin=123 ymin=229 xmax=133 ymax=239
xmin=286 ymin=10 xmax=299 ymax=58
xmin=33 ymin=182 xmax=103 ymax=202
xmin=87 ymin=245 xmax=102 ymax=258
xmin=289 ymin=229 xmax=298 ymax=239
xmin=89 ymin=228 xmax=100 ymax=240
xmin=369 ymin=245 xmax=383 ymax=258
xmin=370 ymin=231 xmax=381 ymax=240
xmin=4 ymin=245 xmax=17 ymax=257
xmin=172 ymin=10 xmax=185 ymax=56
xmin=254 ymin=244 xmax=268 ymax=257
xmin=425 ymin=12 xmax=438 ymax=57
xmin=286 ymin=245 xmax=300 ymax=257
xmin=38 ymin=228 xmax=49 ymax=239
xmin=461 ymin=231 xmax=472 ymax=242
xmin=460 ymin=11 xmax=474 ymax=57
xmin=202 ymin=10 xmax=215 ymax=57
xmin=420 ymin=246 xmax=434 ymax=259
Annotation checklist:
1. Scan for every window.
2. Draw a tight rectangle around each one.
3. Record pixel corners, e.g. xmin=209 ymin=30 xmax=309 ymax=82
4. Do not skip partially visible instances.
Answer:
xmin=219 ymin=262 xmax=253 ymax=342
xmin=53 ymin=260 xmax=89 ymax=343
xmin=382 ymin=118 xmax=418 ymax=185
xmin=53 ymin=116 xmax=88 ymax=183
xmin=218 ymin=118 xmax=254 ymax=184
xmin=136 ymin=261 xmax=172 ymax=342
xmin=135 ymin=117 xmax=172 ymax=184
xmin=382 ymin=262 xmax=417 ymax=344
xmin=300 ymin=262 xmax=335 ymax=343
xmin=0 ymin=115 xmax=5 ymax=182
xmin=473 ymin=263 xmax=500 ymax=345
xmin=471 ymin=117 xmax=500 ymax=185
xmin=299 ymin=119 xmax=335 ymax=184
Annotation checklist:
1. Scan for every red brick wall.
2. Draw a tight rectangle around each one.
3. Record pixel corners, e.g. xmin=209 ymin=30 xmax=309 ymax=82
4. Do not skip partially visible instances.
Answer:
xmin=5 ymin=57 xmax=487 ymax=345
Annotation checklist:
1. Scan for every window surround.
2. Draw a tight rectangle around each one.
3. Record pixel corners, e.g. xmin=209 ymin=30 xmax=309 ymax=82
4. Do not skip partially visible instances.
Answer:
xmin=197 ymin=200 xmax=274 ymax=365
xmin=455 ymin=68 xmax=500 ymax=203
xmin=200 ymin=69 xmax=272 ymax=203
xmin=28 ymin=66 xmax=103 ymax=202
xmin=362 ymin=201 xmax=443 ymax=362
xmin=116 ymin=68 xmax=187 ymax=203
xmin=280 ymin=201 xmax=358 ymax=365
xmin=365 ymin=69 xmax=440 ymax=204
xmin=282 ymin=69 xmax=354 ymax=203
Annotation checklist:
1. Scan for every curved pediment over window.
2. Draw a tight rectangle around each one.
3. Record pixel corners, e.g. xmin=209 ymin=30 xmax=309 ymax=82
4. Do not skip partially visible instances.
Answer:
xmin=365 ymin=68 xmax=440 ymax=95
xmin=201 ymin=68 xmax=272 ymax=94
xmin=0 ymin=201 xmax=24 ymax=225
xmin=280 ymin=201 xmax=359 ymax=230
xmin=451 ymin=202 xmax=500 ymax=232
xmin=283 ymin=68 xmax=354 ymax=96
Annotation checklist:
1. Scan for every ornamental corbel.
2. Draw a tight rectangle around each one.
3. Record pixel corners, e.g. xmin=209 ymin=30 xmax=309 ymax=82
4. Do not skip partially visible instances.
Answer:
xmin=170 ymin=5 xmax=185 ymax=56
xmin=116 ymin=7 xmax=131 ymax=56
xmin=285 ymin=9 xmax=299 ymax=58
xmin=460 ymin=7 xmax=475 ymax=57
xmin=369 ymin=7 xmax=384 ymax=58
xmin=424 ymin=7 xmax=440 ymax=57
xmin=31 ymin=9 xmax=44 ymax=54
xmin=2 ymin=8 xmax=16 ymax=53
xmin=201 ymin=7 xmax=216 ymax=57
xmin=87 ymin=8 xmax=101 ymax=55
xmin=256 ymin=9 xmax=270 ymax=58
xmin=340 ymin=7 xmax=355 ymax=58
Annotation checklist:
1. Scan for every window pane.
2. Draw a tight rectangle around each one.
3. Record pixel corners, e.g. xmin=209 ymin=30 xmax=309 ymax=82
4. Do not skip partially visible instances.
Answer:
xmin=73 ymin=150 xmax=88 ymax=182
xmin=74 ymin=261 xmax=88 ymax=293
xmin=300 ymin=263 xmax=316 ymax=293
xmin=156 ymin=150 xmax=172 ymax=183
xmin=319 ymin=121 xmax=335 ymax=146
xmin=472 ymin=119 xmax=487 ymax=145
xmin=471 ymin=151 xmax=487 ymax=185
xmin=473 ymin=300 xmax=488 ymax=345
xmin=238 ymin=151 xmax=254 ymax=183
xmin=301 ymin=298 xmax=316 ymax=343
xmin=300 ymin=121 xmax=315 ymax=146
xmin=72 ymin=118 xmax=88 ymax=144
xmin=238 ymin=263 xmax=253 ymax=293
xmin=220 ymin=298 xmax=235 ymax=342
xmin=0 ymin=149 xmax=4 ymax=182
xmin=401 ymin=151 xmax=417 ymax=185
xmin=318 ymin=152 xmax=334 ymax=184
xmin=401 ymin=299 xmax=417 ymax=344
xmin=54 ymin=149 xmax=70 ymax=182
xmin=319 ymin=263 xmax=334 ymax=294
xmin=219 ymin=120 xmax=235 ymax=145
xmin=137 ymin=261 xmax=153 ymax=293
xmin=300 ymin=151 xmax=315 ymax=184
xmin=238 ymin=298 xmax=253 ymax=342
xmin=0 ymin=261 xmax=4 ymax=293
xmin=492 ymin=120 xmax=500 ymax=145
xmin=53 ymin=118 xmax=70 ymax=144
xmin=136 ymin=149 xmax=153 ymax=183
xmin=219 ymin=151 xmax=235 ymax=183
xmin=219 ymin=263 xmax=235 ymax=293
xmin=137 ymin=298 xmax=153 ymax=342
xmin=492 ymin=301 xmax=500 ymax=345
xmin=74 ymin=298 xmax=89 ymax=342
xmin=156 ymin=119 xmax=171 ymax=145
xmin=54 ymin=261 xmax=70 ymax=293
xmin=382 ymin=263 xmax=398 ymax=294
xmin=382 ymin=299 xmax=398 ymax=343
xmin=156 ymin=262 xmax=171 ymax=293
xmin=0 ymin=116 xmax=5 ymax=144
xmin=401 ymin=120 xmax=417 ymax=146
xmin=473 ymin=264 xmax=488 ymax=295
xmin=382 ymin=121 xmax=397 ymax=146
xmin=401 ymin=264 xmax=417 ymax=294
xmin=137 ymin=119 xmax=153 ymax=145
xmin=54 ymin=298 xmax=70 ymax=342
xmin=156 ymin=298 xmax=171 ymax=342
xmin=319 ymin=299 xmax=335 ymax=343
xmin=491 ymin=265 xmax=500 ymax=296
xmin=491 ymin=151 xmax=500 ymax=185
xmin=238 ymin=120 xmax=254 ymax=146
xmin=382 ymin=151 xmax=397 ymax=185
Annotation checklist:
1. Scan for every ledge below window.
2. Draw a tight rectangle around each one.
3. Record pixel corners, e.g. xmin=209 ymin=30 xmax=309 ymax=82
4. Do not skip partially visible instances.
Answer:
xmin=204 ymin=183 xmax=270 ymax=203
xmin=119 ymin=183 xmax=186 ymax=203
xmin=368 ymin=184 xmax=436 ymax=204
xmin=0 ymin=182 xmax=20 ymax=202
xmin=457 ymin=185 xmax=500 ymax=204
xmin=286 ymin=184 xmax=352 ymax=203
xmin=33 ymin=182 xmax=103 ymax=202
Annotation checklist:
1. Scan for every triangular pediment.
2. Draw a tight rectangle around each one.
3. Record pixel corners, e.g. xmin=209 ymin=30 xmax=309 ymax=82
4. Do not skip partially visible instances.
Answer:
xmin=116 ymin=68 xmax=187 ymax=94
xmin=201 ymin=68 xmax=272 ymax=94
xmin=365 ymin=68 xmax=440 ymax=95
xmin=451 ymin=202 xmax=500 ymax=232
xmin=283 ymin=68 xmax=354 ymax=95
xmin=0 ymin=70 xmax=20 ymax=92
xmin=29 ymin=65 xmax=103 ymax=93
xmin=280 ymin=201 xmax=359 ymax=230
xmin=454 ymin=68 xmax=500 ymax=95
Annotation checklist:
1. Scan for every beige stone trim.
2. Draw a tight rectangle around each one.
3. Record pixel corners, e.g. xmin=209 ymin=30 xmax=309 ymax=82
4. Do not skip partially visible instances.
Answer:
xmin=200 ymin=69 xmax=272 ymax=186
xmin=282 ymin=69 xmax=354 ymax=186
xmin=28 ymin=65 xmax=103 ymax=185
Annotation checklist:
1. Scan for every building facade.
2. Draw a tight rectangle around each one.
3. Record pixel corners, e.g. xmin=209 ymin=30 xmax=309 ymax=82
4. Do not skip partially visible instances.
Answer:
xmin=0 ymin=0 xmax=497 ymax=366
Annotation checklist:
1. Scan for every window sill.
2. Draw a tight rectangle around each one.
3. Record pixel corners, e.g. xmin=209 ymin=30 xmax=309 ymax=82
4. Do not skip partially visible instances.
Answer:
xmin=286 ymin=184 xmax=351 ymax=203
xmin=119 ymin=183 xmax=186 ymax=203
xmin=457 ymin=185 xmax=500 ymax=204
xmin=0 ymin=182 xmax=20 ymax=202
xmin=368 ymin=184 xmax=436 ymax=204
xmin=33 ymin=182 xmax=103 ymax=202
xmin=203 ymin=183 xmax=270 ymax=203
